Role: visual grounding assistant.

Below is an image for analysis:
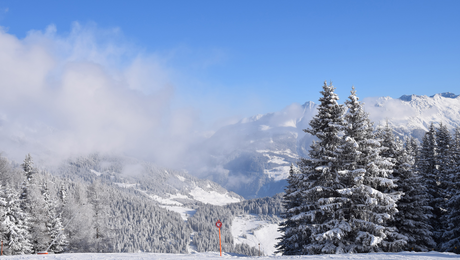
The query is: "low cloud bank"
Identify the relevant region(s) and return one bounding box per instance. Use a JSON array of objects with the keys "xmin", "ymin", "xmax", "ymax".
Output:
[{"xmin": 0, "ymin": 23, "xmax": 202, "ymax": 167}]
